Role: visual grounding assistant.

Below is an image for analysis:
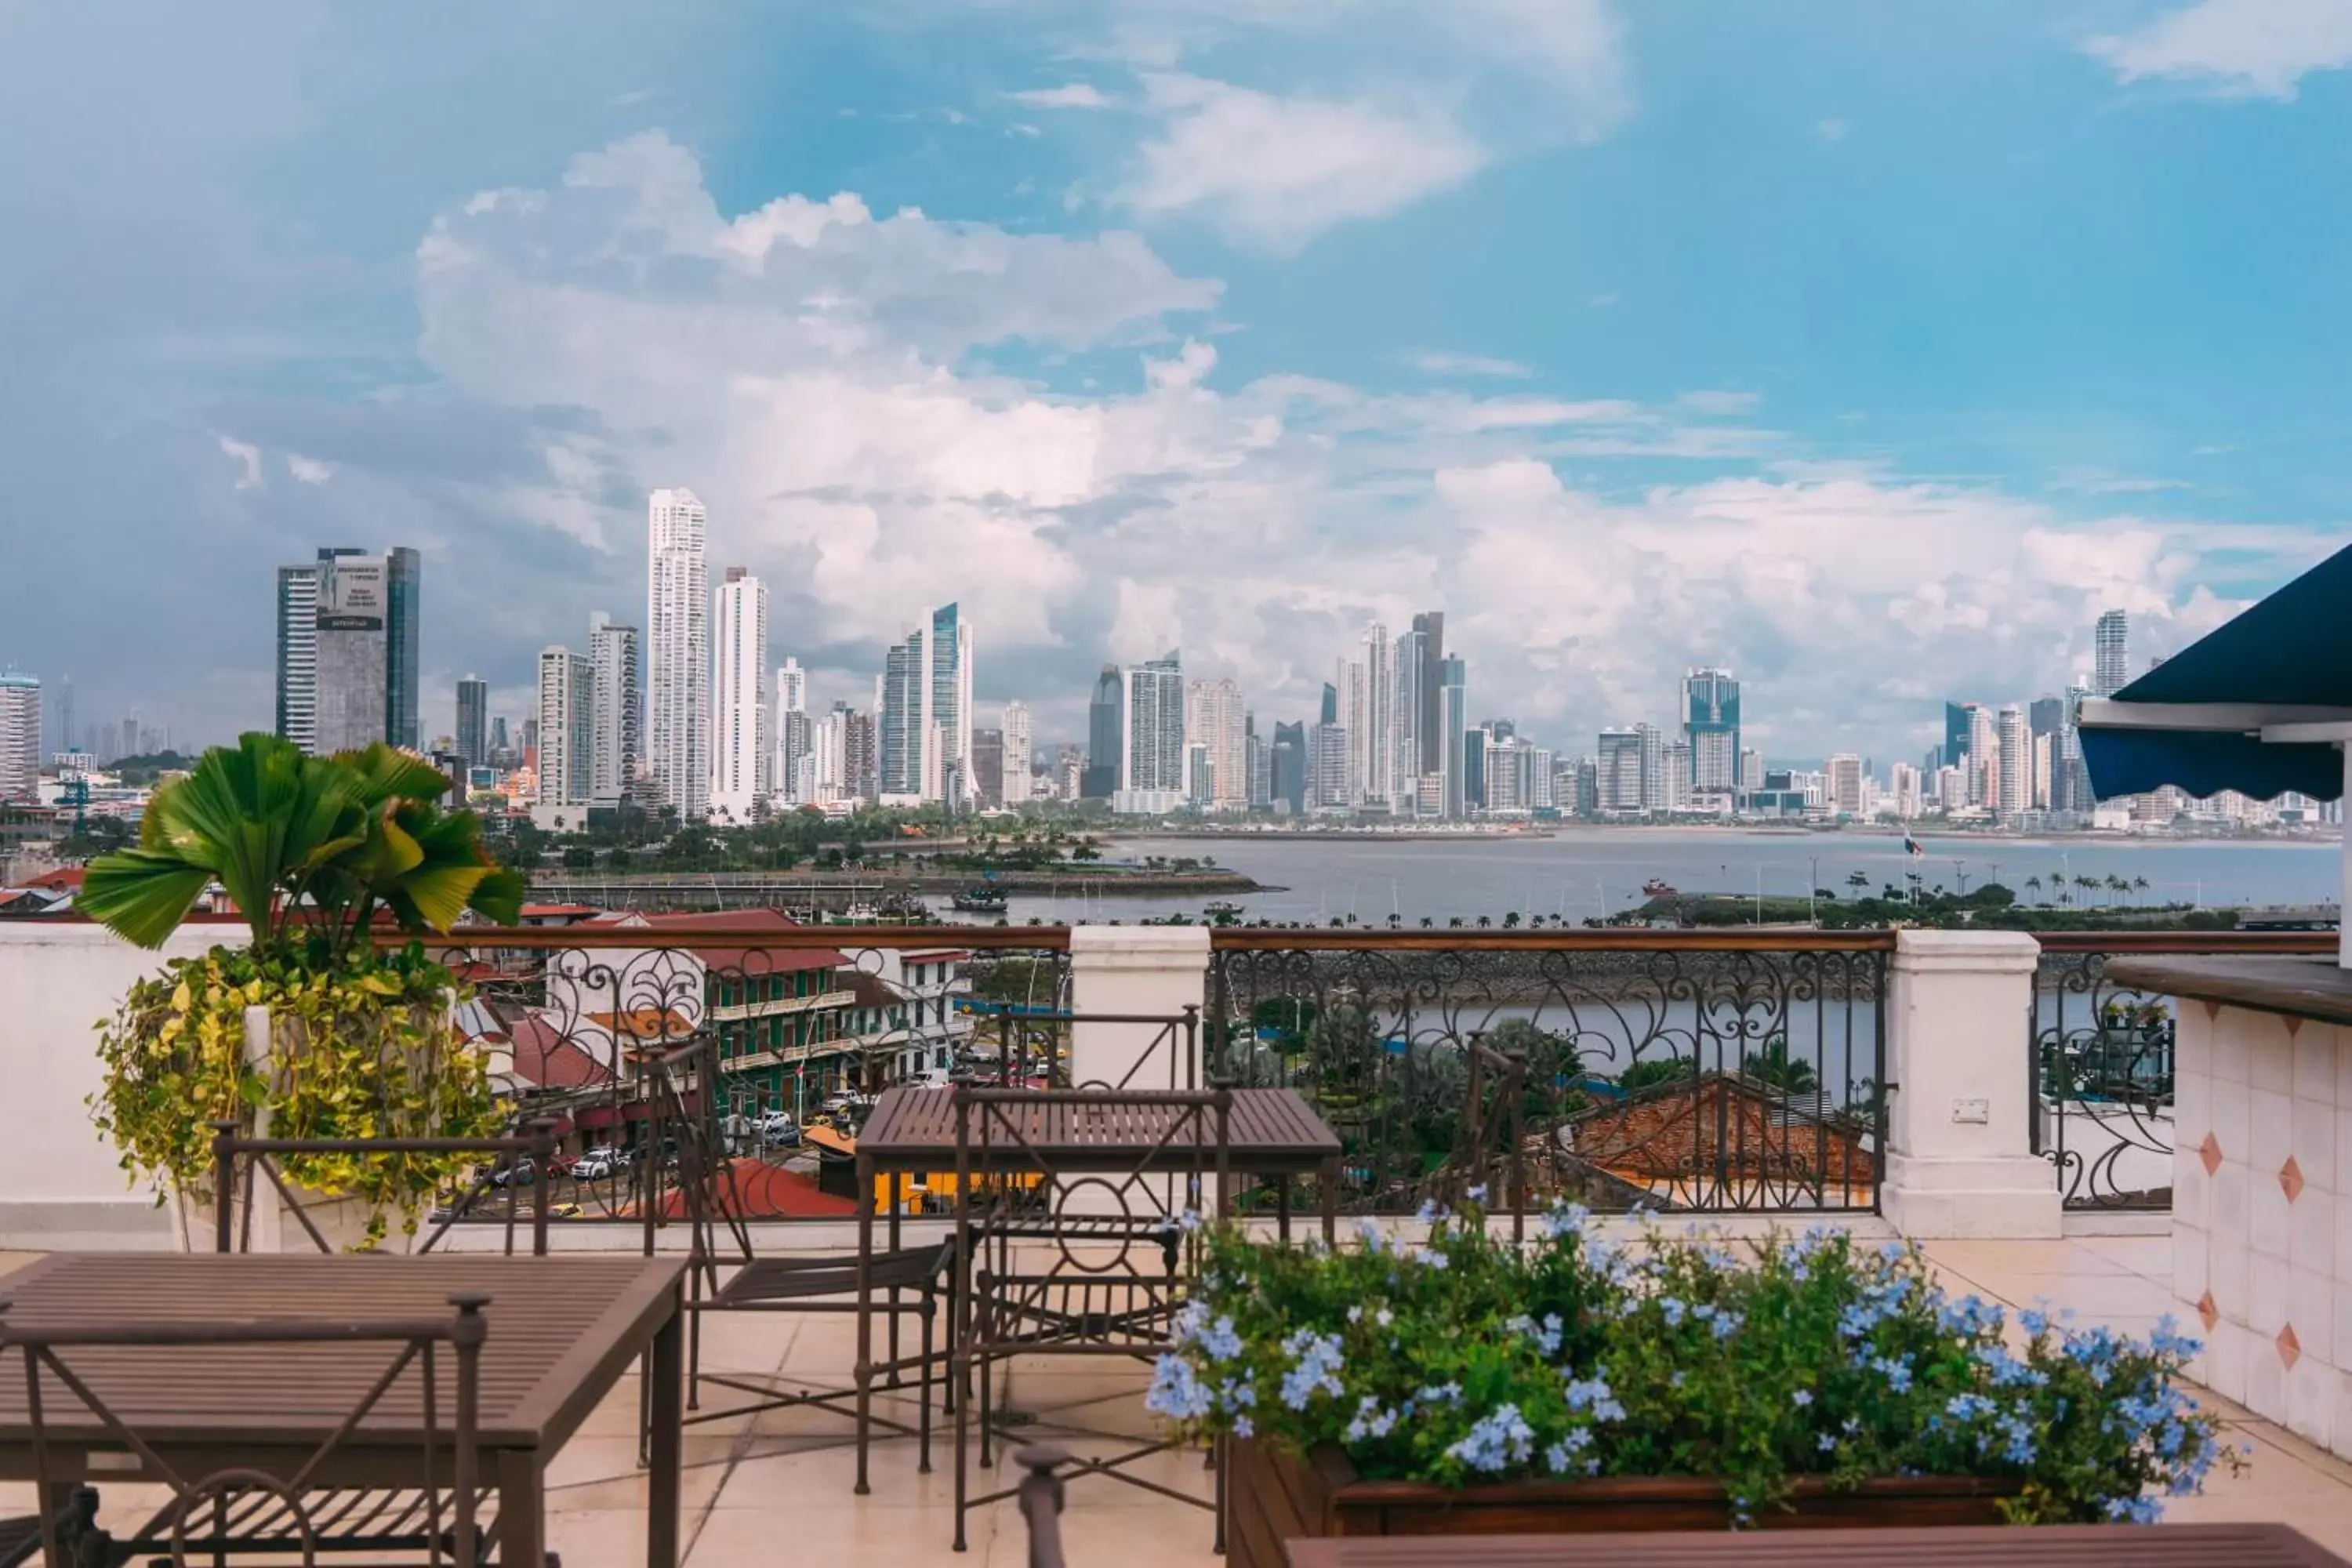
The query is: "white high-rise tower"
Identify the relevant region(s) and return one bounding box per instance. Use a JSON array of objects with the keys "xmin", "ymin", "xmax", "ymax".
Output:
[
  {"xmin": 711, "ymin": 567, "xmax": 769, "ymax": 822},
  {"xmin": 1000, "ymin": 701, "xmax": 1032, "ymax": 804},
  {"xmin": 2093, "ymin": 609, "xmax": 2130, "ymax": 698},
  {"xmin": 647, "ymin": 488, "xmax": 710, "ymax": 819}
]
